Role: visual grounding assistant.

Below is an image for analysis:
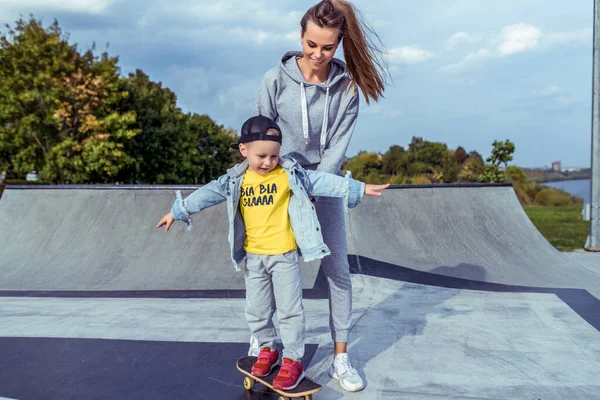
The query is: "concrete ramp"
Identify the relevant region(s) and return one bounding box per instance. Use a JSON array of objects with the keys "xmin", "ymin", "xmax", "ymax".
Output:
[
  {"xmin": 0, "ymin": 186, "xmax": 320, "ymax": 292},
  {"xmin": 0, "ymin": 185, "xmax": 598, "ymax": 295},
  {"xmin": 346, "ymin": 184, "xmax": 600, "ymax": 297},
  {"xmin": 1, "ymin": 184, "xmax": 600, "ymax": 400}
]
